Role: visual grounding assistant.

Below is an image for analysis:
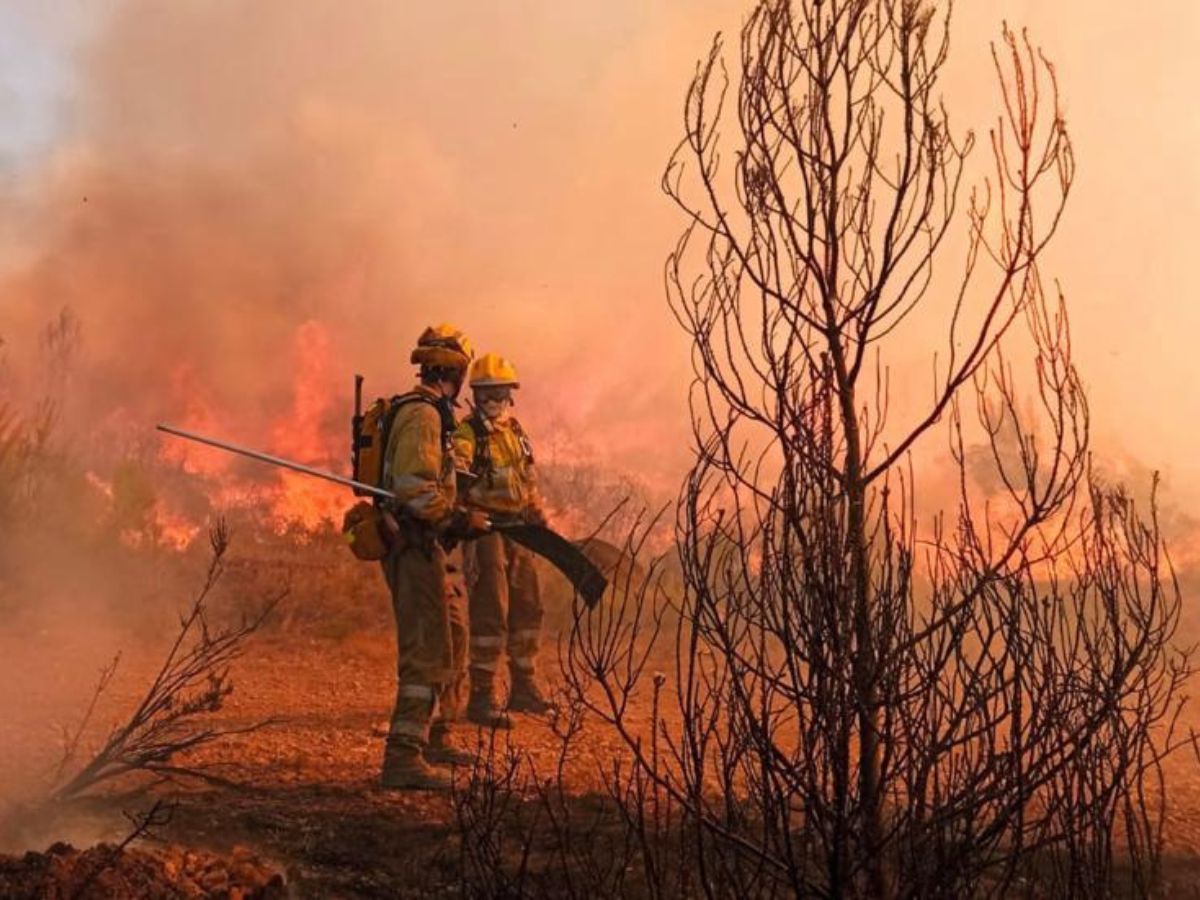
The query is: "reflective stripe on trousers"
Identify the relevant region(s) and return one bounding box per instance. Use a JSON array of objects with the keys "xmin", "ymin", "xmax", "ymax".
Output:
[
  {"xmin": 382, "ymin": 541, "xmax": 467, "ymax": 747},
  {"xmin": 465, "ymin": 532, "xmax": 544, "ymax": 677}
]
